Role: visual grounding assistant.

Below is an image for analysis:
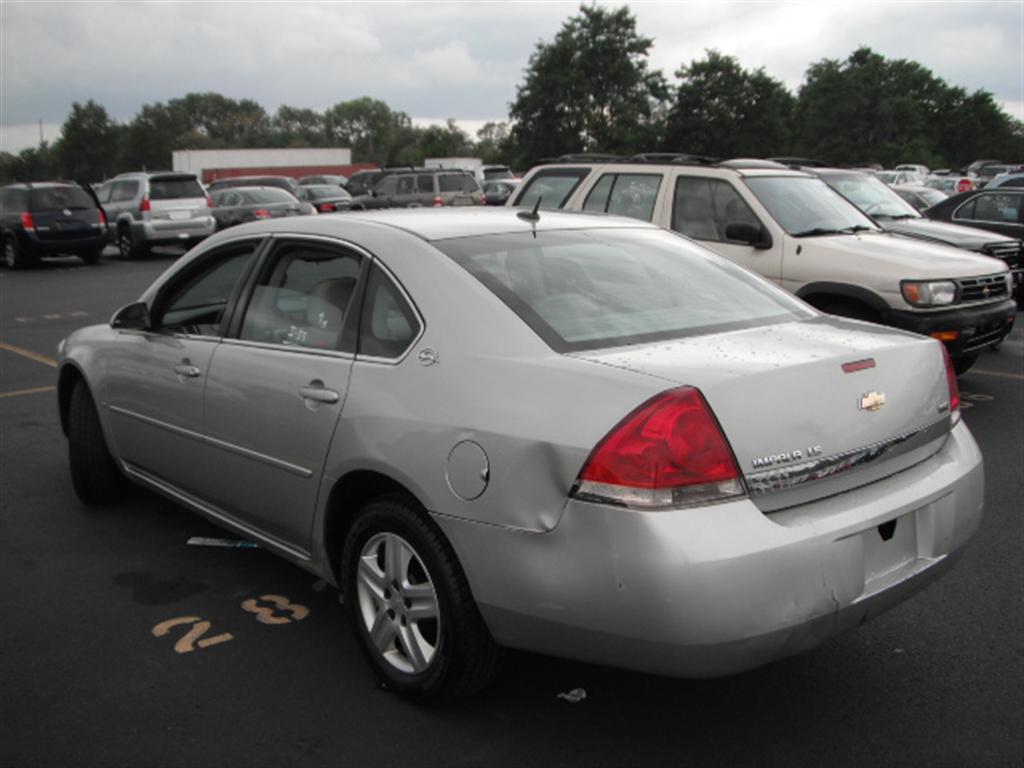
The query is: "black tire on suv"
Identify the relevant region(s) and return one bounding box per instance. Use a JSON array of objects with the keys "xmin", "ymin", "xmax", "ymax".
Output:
[
  {"xmin": 117, "ymin": 226, "xmax": 148, "ymax": 260},
  {"xmin": 4, "ymin": 235, "xmax": 36, "ymax": 270}
]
